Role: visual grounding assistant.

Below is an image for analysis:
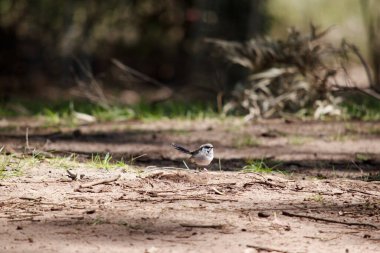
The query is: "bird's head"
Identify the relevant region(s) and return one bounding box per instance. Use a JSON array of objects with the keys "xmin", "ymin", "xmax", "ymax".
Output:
[{"xmin": 200, "ymin": 143, "xmax": 214, "ymax": 154}]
